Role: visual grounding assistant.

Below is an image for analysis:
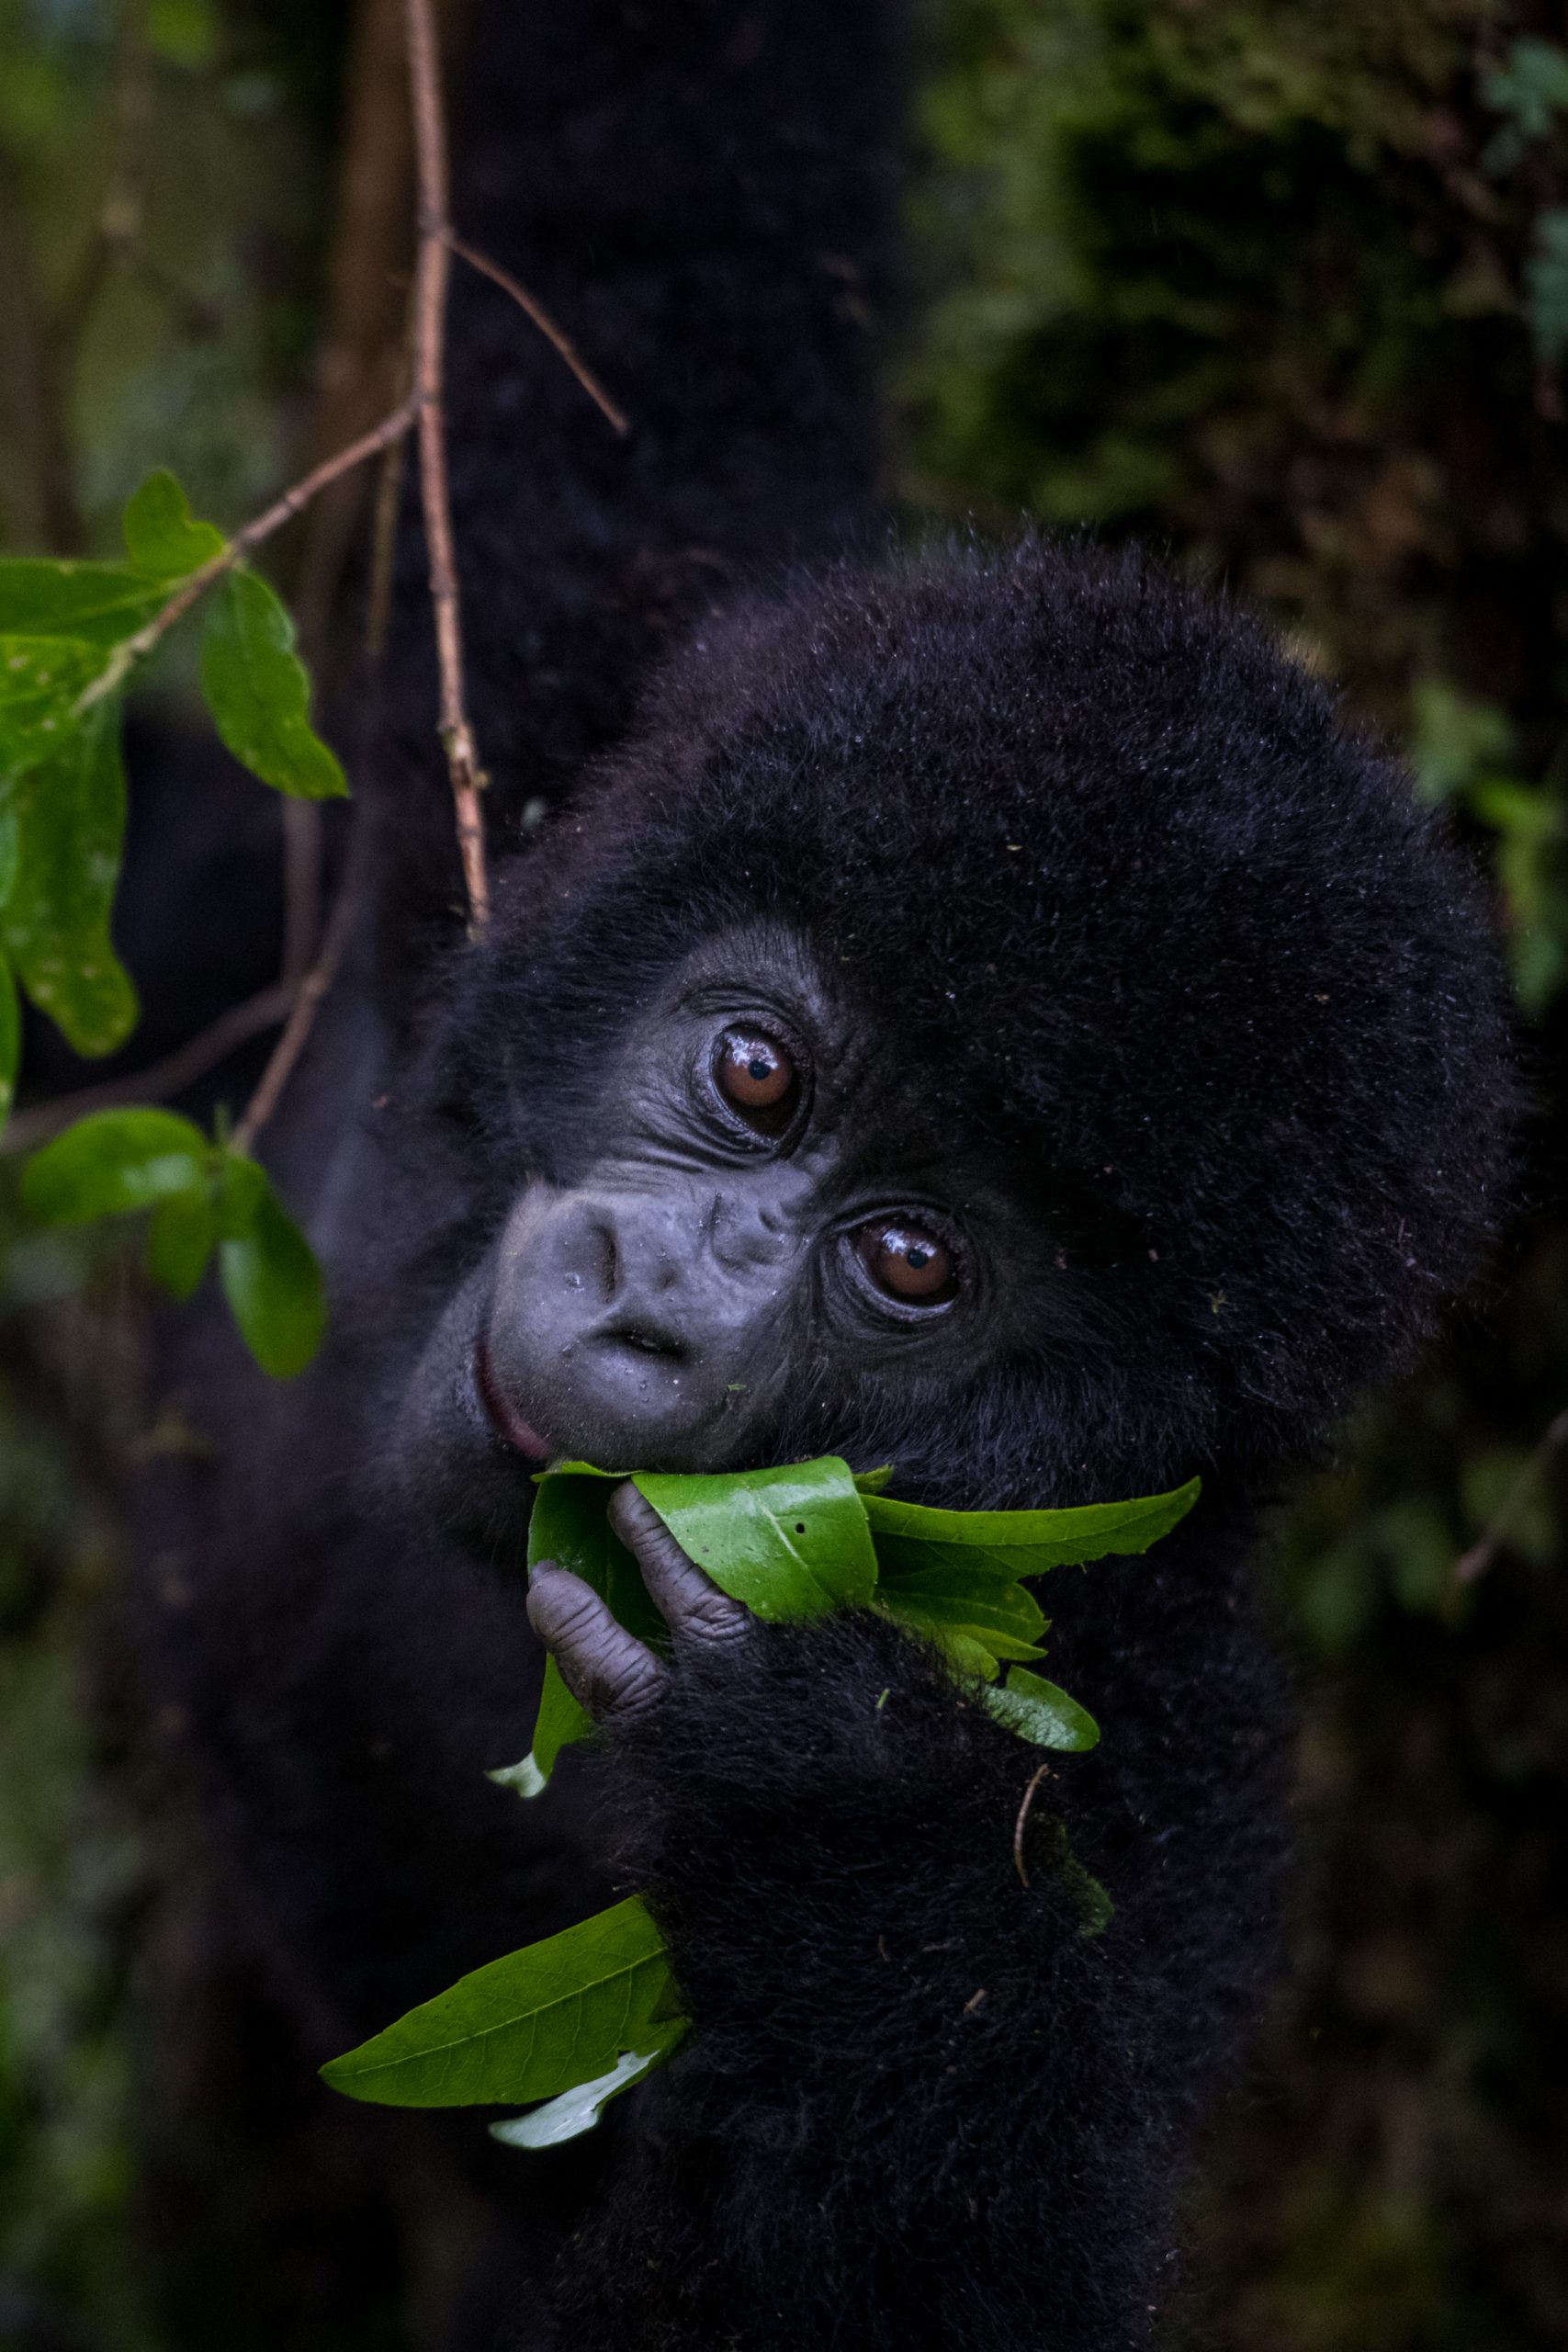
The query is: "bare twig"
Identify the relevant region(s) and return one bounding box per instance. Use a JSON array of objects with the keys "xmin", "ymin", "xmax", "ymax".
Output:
[
  {"xmin": 1454, "ymin": 1406, "xmax": 1568, "ymax": 1583},
  {"xmin": 2, "ymin": 985, "xmax": 297, "ymax": 1156},
  {"xmin": 1012, "ymin": 1762, "xmax": 1053, "ymax": 1889},
  {"xmin": 280, "ymin": 801, "xmax": 323, "ymax": 986},
  {"xmin": 404, "ymin": 0, "xmax": 490, "ymax": 932},
  {"xmin": 231, "ymin": 868, "xmax": 361, "ymax": 1157},
  {"xmin": 79, "ymin": 392, "xmax": 423, "ymax": 708},
  {"xmin": 447, "ymin": 234, "xmax": 628, "ymax": 435}
]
